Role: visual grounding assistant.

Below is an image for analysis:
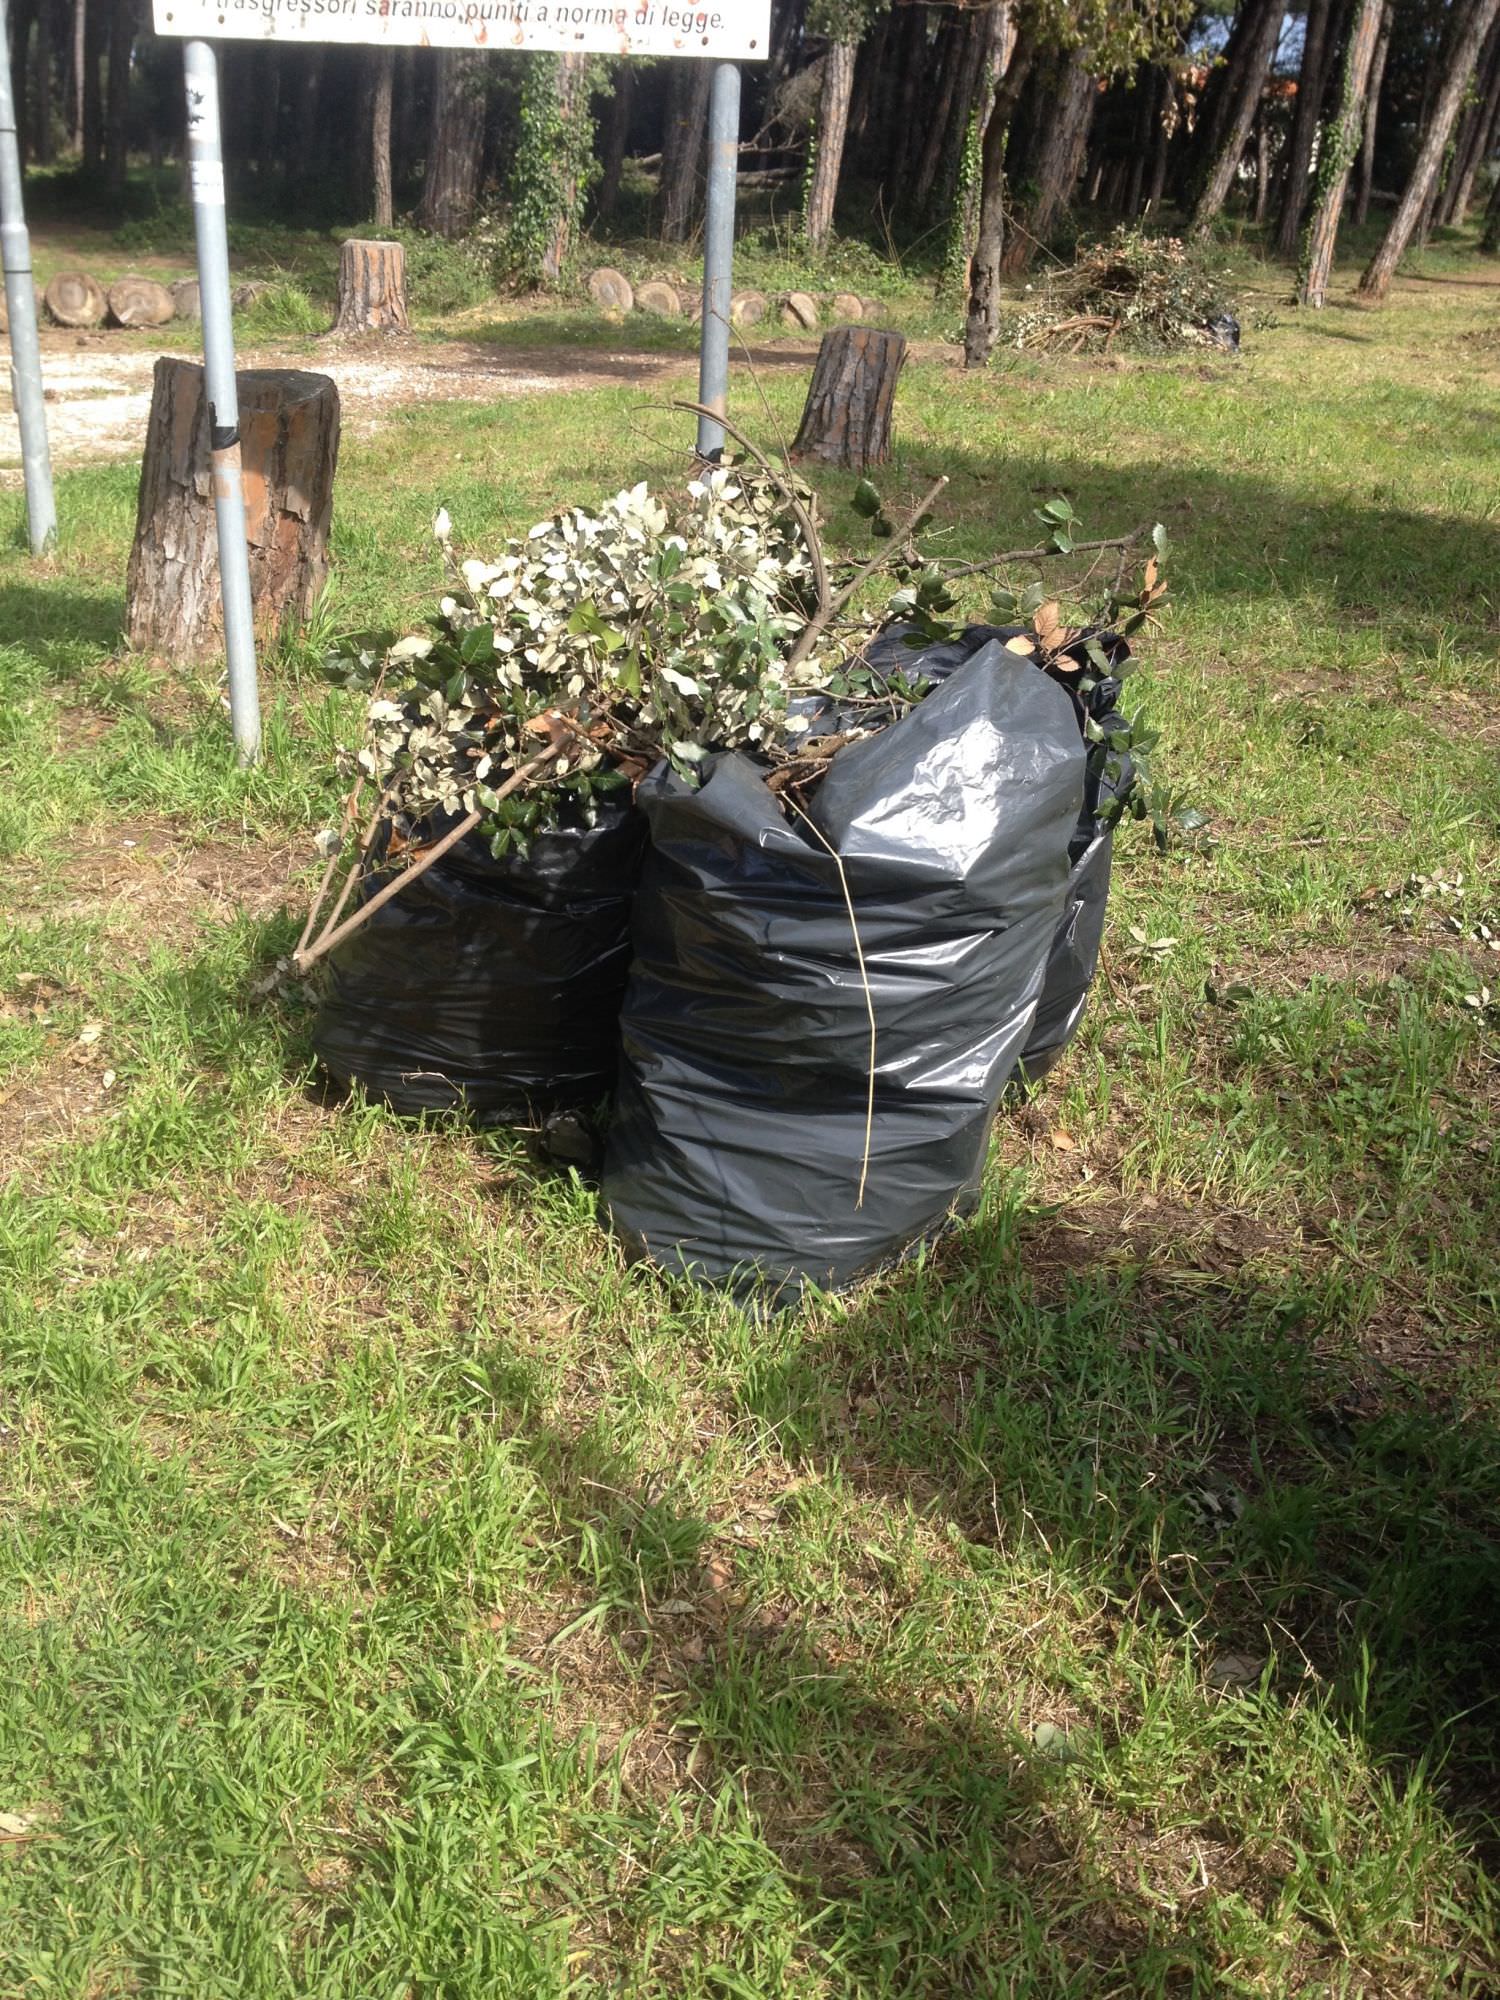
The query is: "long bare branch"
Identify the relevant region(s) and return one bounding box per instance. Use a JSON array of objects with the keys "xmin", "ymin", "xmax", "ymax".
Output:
[{"xmin": 788, "ymin": 474, "xmax": 949, "ymax": 670}]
